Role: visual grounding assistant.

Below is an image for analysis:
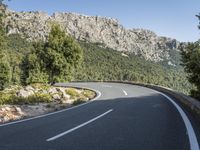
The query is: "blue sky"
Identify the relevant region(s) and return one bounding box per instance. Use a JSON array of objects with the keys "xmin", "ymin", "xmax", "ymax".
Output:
[{"xmin": 4, "ymin": 0, "xmax": 200, "ymax": 42}]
